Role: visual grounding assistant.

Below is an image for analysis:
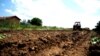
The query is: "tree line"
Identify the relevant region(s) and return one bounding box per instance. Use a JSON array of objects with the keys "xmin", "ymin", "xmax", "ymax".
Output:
[
  {"xmin": 93, "ymin": 21, "xmax": 100, "ymax": 34},
  {"xmin": 21, "ymin": 17, "xmax": 42, "ymax": 26}
]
